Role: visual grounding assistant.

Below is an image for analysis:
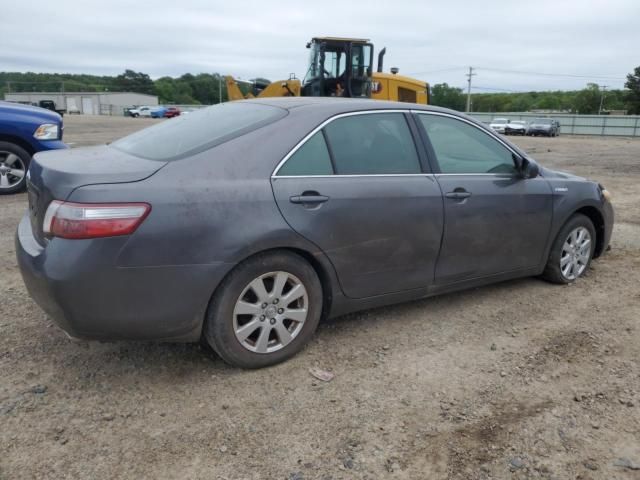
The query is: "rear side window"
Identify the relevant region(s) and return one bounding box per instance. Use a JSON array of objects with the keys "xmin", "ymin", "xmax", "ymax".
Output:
[
  {"xmin": 112, "ymin": 102, "xmax": 287, "ymax": 161},
  {"xmin": 277, "ymin": 132, "xmax": 333, "ymax": 176},
  {"xmin": 324, "ymin": 113, "xmax": 421, "ymax": 174}
]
